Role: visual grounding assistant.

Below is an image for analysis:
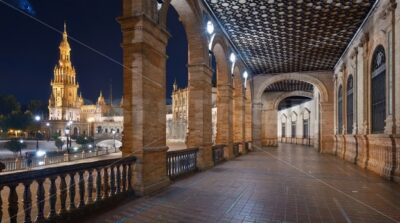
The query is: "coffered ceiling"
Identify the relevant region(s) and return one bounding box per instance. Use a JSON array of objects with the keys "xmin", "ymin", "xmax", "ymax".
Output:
[
  {"xmin": 264, "ymin": 80, "xmax": 313, "ymax": 92},
  {"xmin": 204, "ymin": 0, "xmax": 376, "ymax": 75}
]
